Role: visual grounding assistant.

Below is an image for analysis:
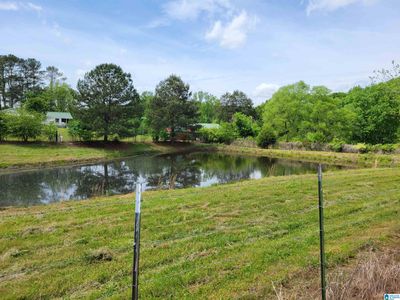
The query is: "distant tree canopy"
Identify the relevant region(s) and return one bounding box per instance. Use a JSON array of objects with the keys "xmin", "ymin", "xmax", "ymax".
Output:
[
  {"xmin": 148, "ymin": 74, "xmax": 198, "ymax": 141},
  {"xmin": 192, "ymin": 91, "xmax": 221, "ymax": 123},
  {"xmin": 262, "ymin": 77, "xmax": 400, "ymax": 144},
  {"xmin": 24, "ymin": 83, "xmax": 76, "ymax": 114},
  {"xmin": 0, "ymin": 54, "xmax": 44, "ymax": 109},
  {"xmin": 75, "ymin": 63, "xmax": 140, "ymax": 141},
  {"xmin": 219, "ymin": 90, "xmax": 254, "ymax": 122},
  {"xmin": 263, "ymin": 82, "xmax": 355, "ymax": 143}
]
